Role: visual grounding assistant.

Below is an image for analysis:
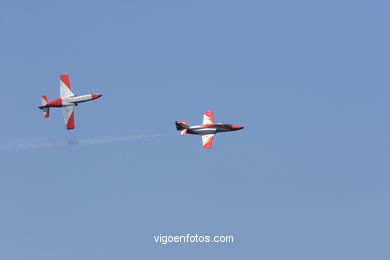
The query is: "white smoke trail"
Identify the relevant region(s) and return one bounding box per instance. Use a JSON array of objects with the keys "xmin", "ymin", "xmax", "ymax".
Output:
[{"xmin": 0, "ymin": 133, "xmax": 175, "ymax": 151}]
